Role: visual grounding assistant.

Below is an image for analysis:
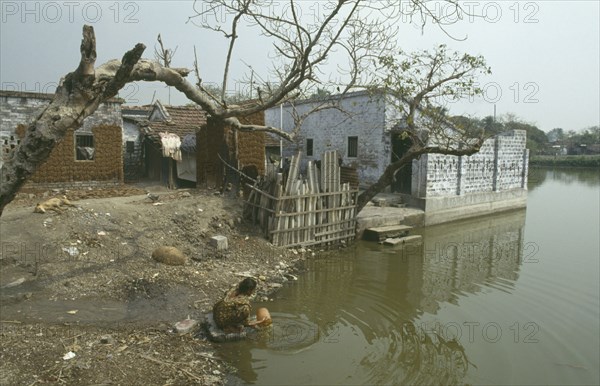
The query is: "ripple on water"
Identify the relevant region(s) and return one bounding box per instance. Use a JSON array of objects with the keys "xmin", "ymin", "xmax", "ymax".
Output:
[{"xmin": 248, "ymin": 312, "xmax": 321, "ymax": 352}]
